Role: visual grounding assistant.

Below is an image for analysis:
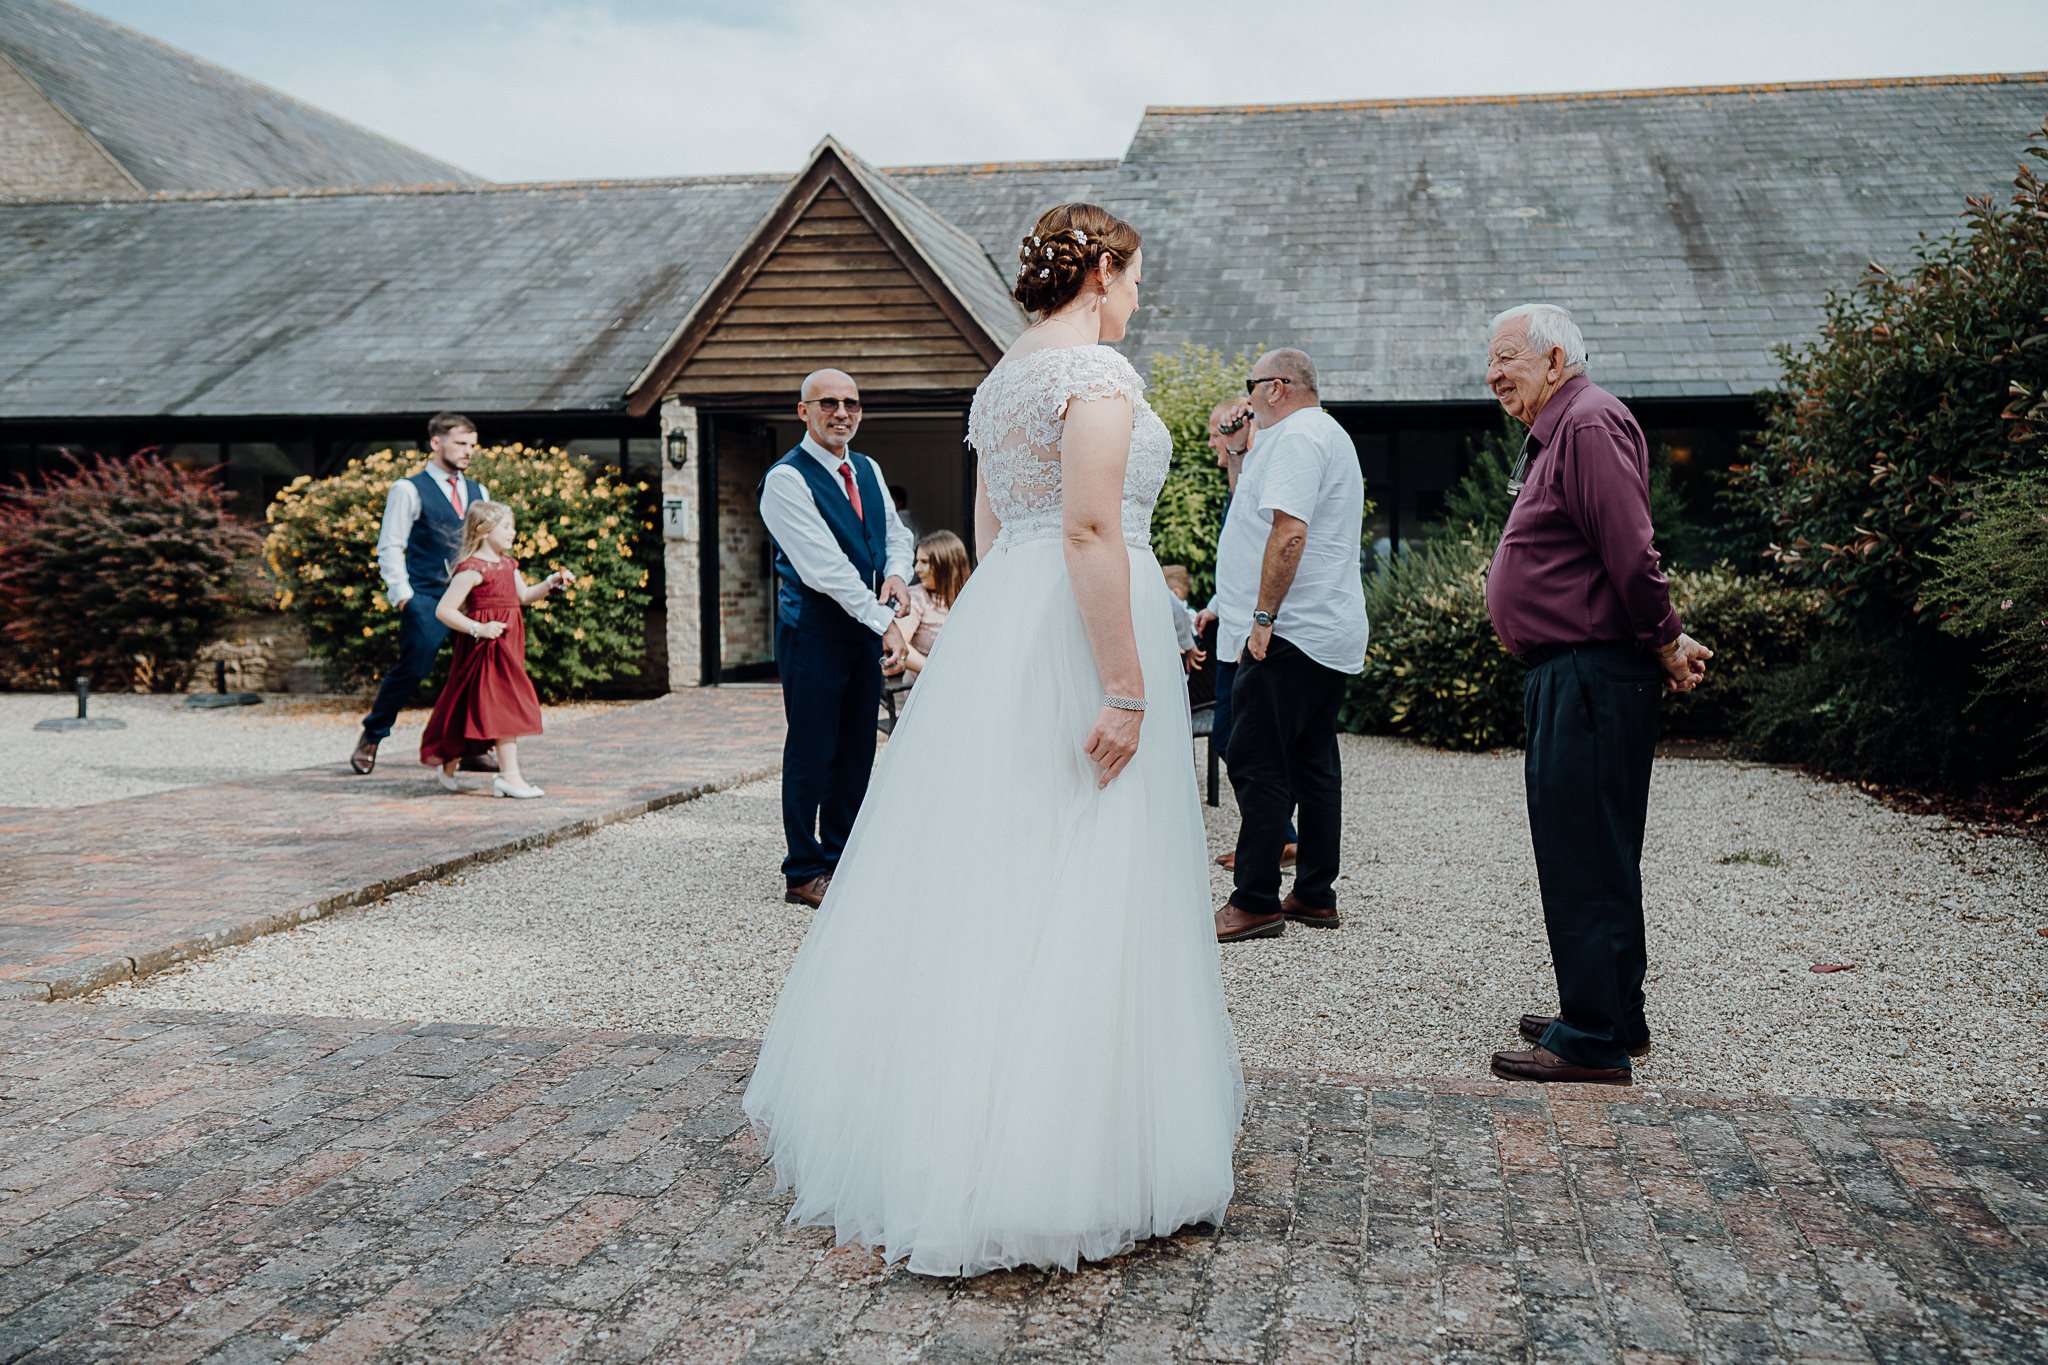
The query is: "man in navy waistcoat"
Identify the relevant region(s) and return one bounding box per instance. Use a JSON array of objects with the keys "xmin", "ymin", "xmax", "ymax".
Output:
[
  {"xmin": 758, "ymin": 369, "xmax": 913, "ymax": 909},
  {"xmin": 349, "ymin": 411, "xmax": 498, "ymax": 775}
]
